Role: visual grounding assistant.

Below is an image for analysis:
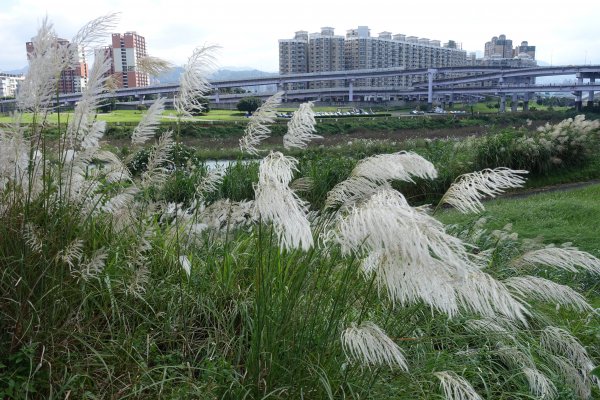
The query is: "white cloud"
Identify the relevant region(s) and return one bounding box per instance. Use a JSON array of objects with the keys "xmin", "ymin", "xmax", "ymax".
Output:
[{"xmin": 1, "ymin": 0, "xmax": 599, "ymax": 72}]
